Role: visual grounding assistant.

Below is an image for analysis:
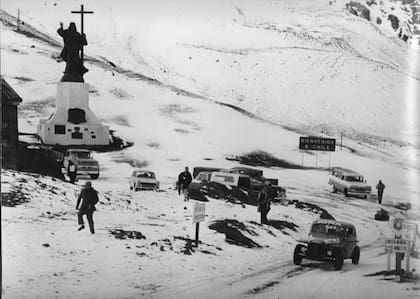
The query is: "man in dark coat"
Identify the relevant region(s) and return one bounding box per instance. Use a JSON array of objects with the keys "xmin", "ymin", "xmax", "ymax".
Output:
[
  {"xmin": 57, "ymin": 22, "xmax": 88, "ymax": 78},
  {"xmin": 376, "ymin": 180, "xmax": 385, "ymax": 204},
  {"xmin": 76, "ymin": 181, "xmax": 99, "ymax": 234},
  {"xmin": 177, "ymin": 167, "xmax": 192, "ymax": 201},
  {"xmin": 258, "ymin": 181, "xmax": 272, "ymax": 224},
  {"xmin": 68, "ymin": 160, "xmax": 77, "ymax": 184}
]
